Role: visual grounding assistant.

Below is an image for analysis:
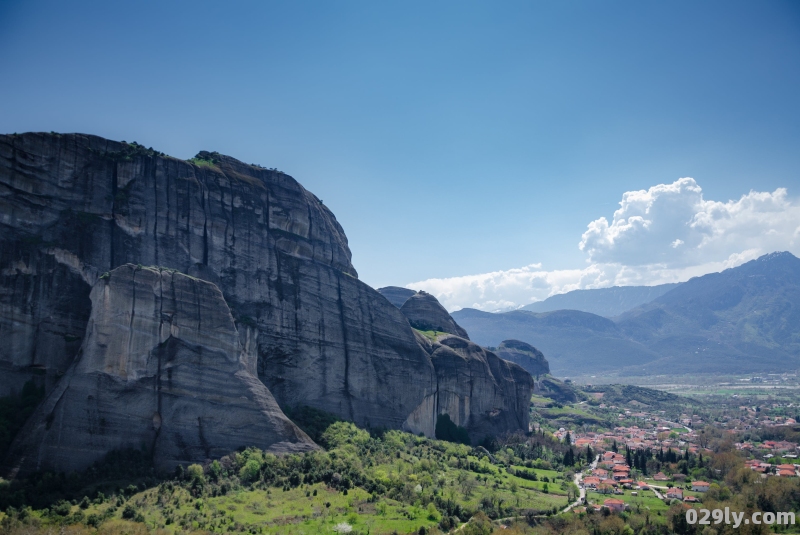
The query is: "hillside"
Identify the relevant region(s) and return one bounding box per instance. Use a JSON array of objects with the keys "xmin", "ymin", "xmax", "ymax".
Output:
[
  {"xmin": 616, "ymin": 251, "xmax": 800, "ymax": 374},
  {"xmin": 455, "ymin": 252, "xmax": 800, "ymax": 376},
  {"xmin": 522, "ymin": 283, "xmax": 680, "ymax": 317},
  {"xmin": 452, "ymin": 308, "xmax": 661, "ymax": 376}
]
